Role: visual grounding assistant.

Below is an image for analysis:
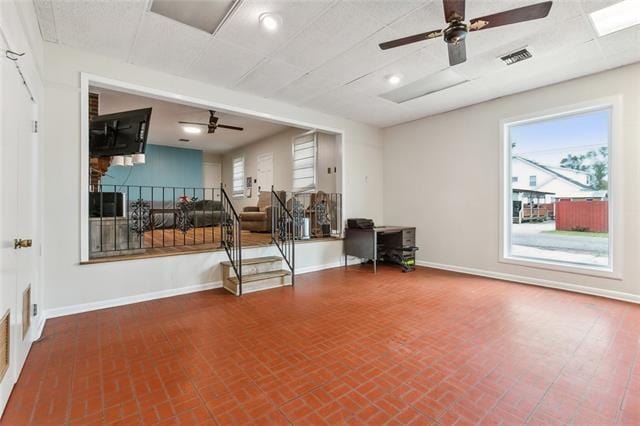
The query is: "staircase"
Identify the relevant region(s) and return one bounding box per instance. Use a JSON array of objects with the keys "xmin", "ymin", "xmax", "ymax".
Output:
[
  {"xmin": 221, "ymin": 256, "xmax": 291, "ymax": 295},
  {"xmin": 219, "ymin": 187, "xmax": 295, "ymax": 297}
]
